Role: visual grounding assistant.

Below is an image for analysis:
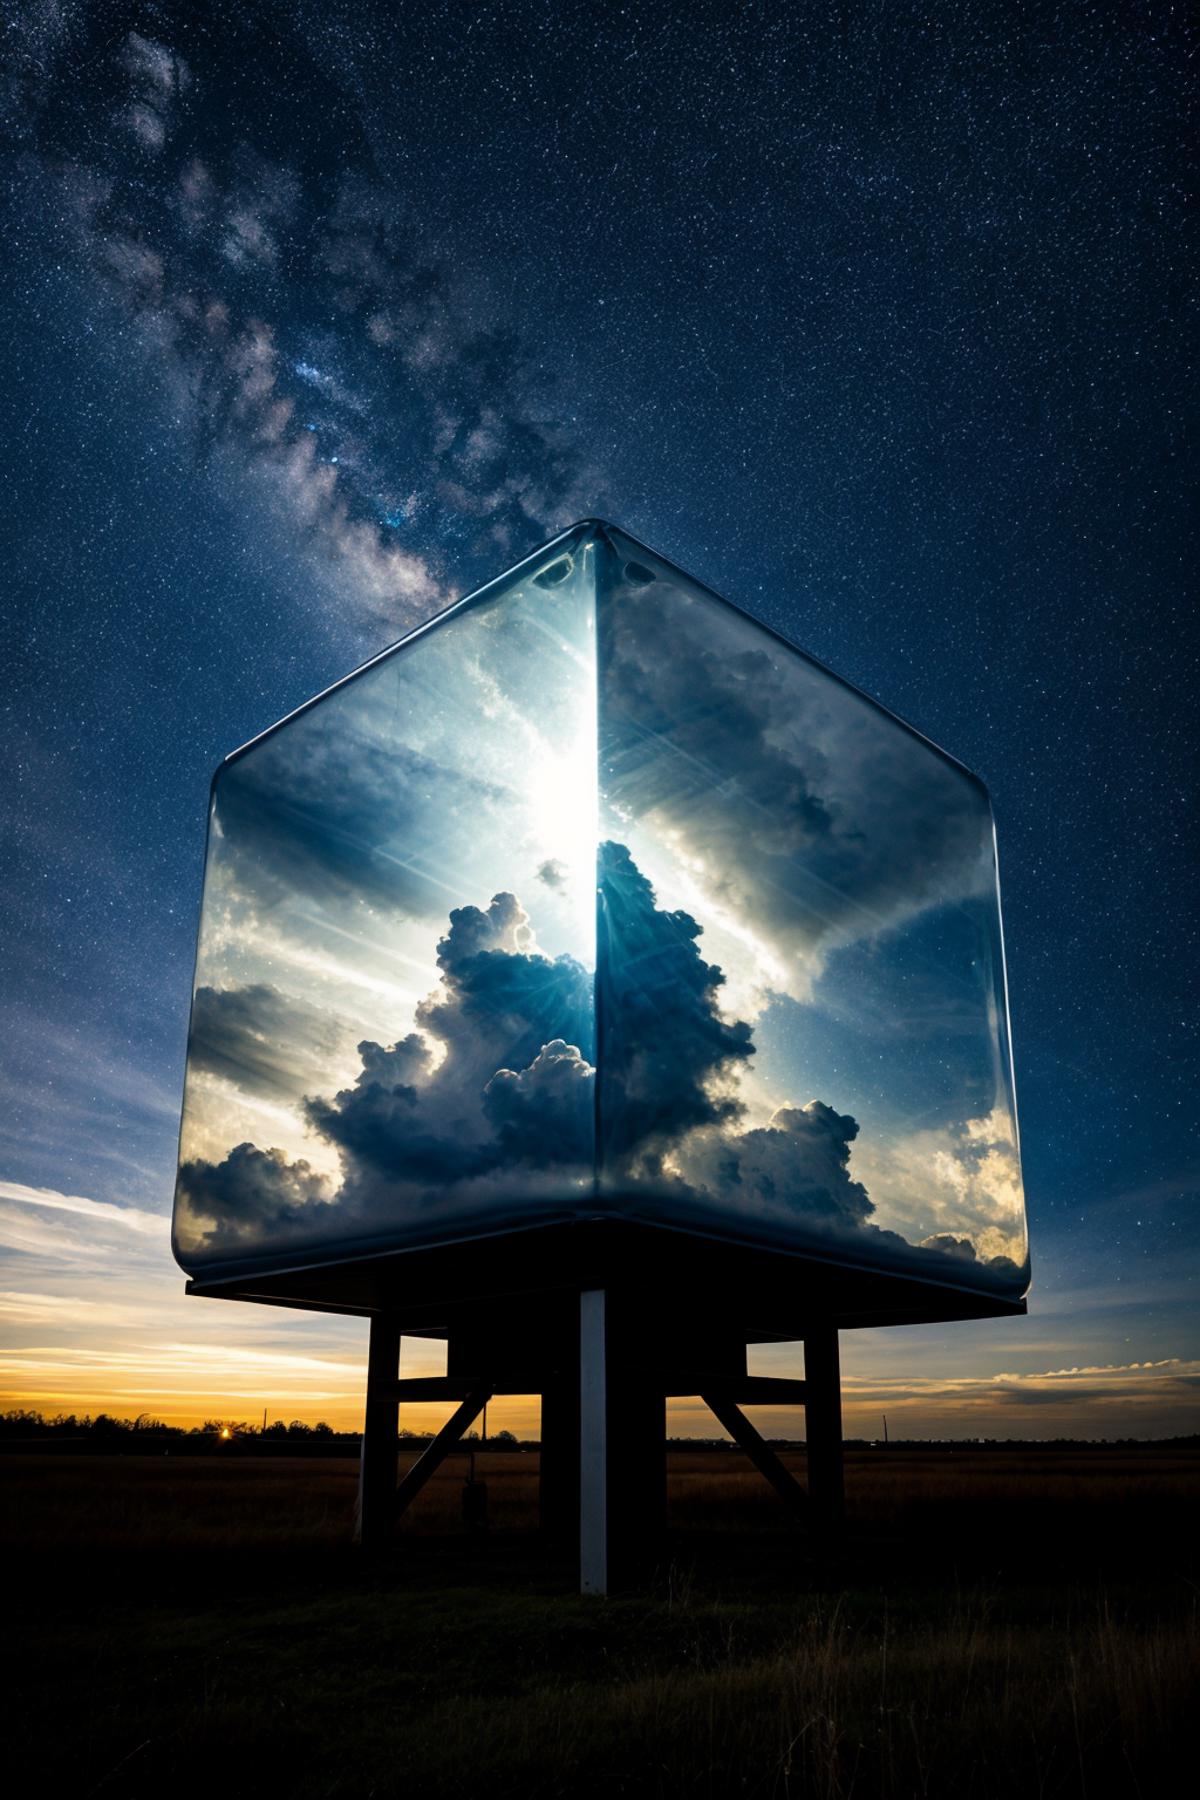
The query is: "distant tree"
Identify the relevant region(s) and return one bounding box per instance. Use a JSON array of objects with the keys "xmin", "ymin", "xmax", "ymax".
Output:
[
  {"xmin": 494, "ymin": 1429, "xmax": 518, "ymax": 1444},
  {"xmin": 0, "ymin": 1409, "xmax": 46, "ymax": 1436},
  {"xmin": 312, "ymin": 1421, "xmax": 333, "ymax": 1436}
]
